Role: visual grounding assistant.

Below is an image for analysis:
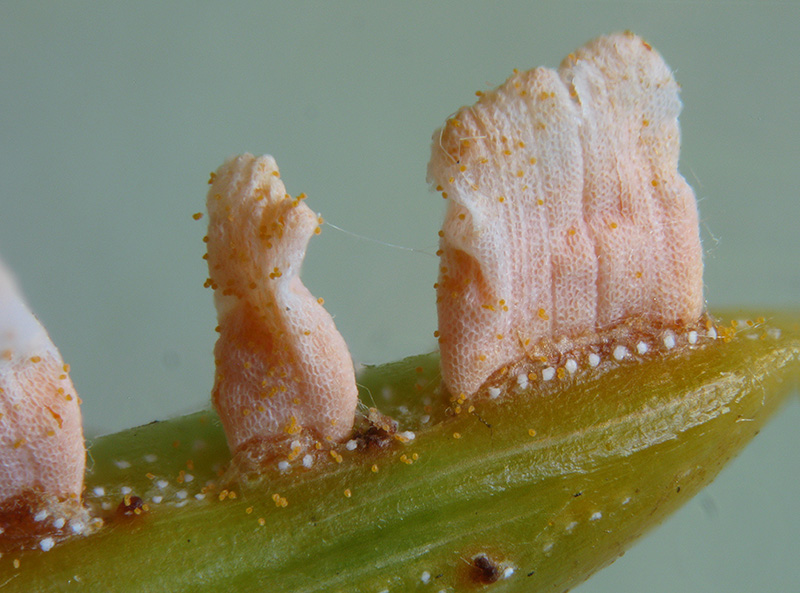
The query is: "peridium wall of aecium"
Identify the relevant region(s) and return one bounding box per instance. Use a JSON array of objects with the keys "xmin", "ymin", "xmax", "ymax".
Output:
[
  {"xmin": 0, "ymin": 259, "xmax": 95, "ymax": 549},
  {"xmin": 204, "ymin": 154, "xmax": 360, "ymax": 464},
  {"xmin": 429, "ymin": 32, "xmax": 707, "ymax": 402}
]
